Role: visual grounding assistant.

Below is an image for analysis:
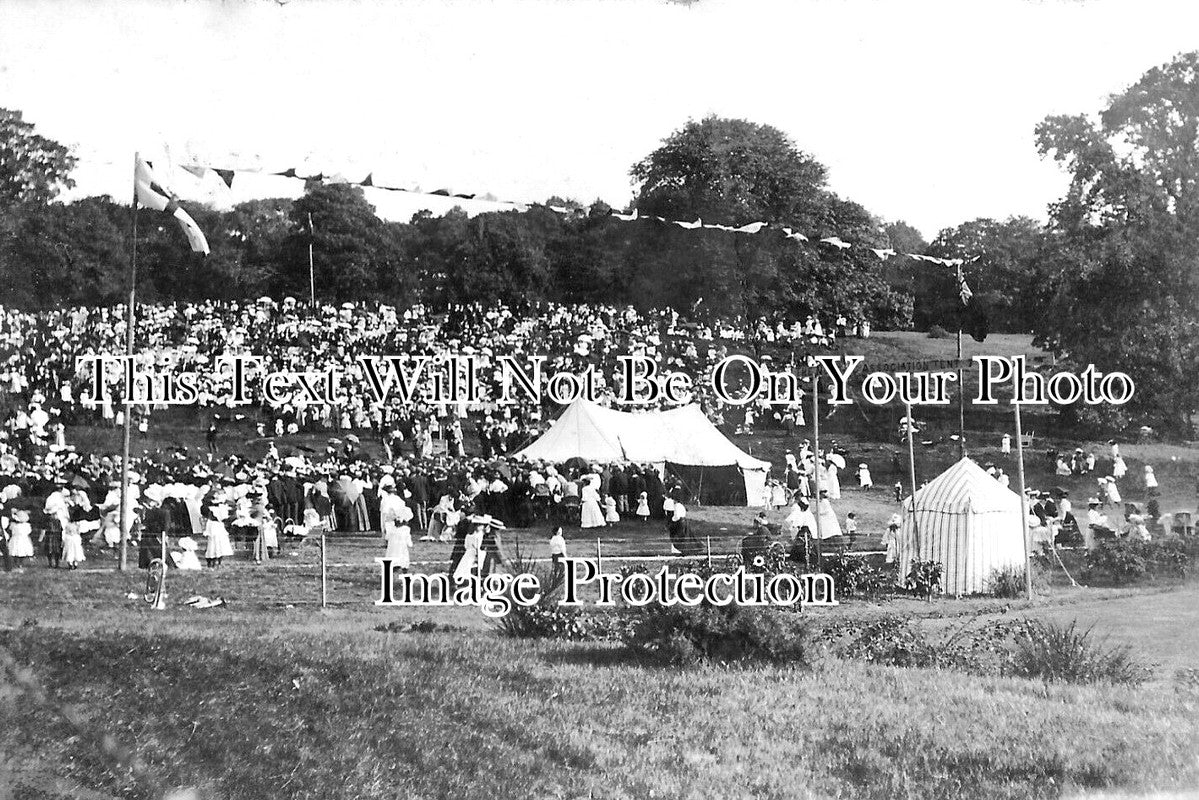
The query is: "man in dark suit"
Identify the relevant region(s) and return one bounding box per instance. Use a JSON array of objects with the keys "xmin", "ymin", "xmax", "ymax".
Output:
[
  {"xmin": 644, "ymin": 468, "xmax": 665, "ymax": 519},
  {"xmin": 610, "ymin": 466, "xmax": 629, "ymax": 514}
]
